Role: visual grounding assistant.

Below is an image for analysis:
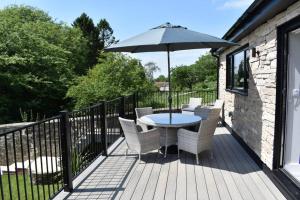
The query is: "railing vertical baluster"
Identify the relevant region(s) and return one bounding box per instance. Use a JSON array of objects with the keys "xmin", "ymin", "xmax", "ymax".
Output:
[
  {"xmin": 119, "ymin": 96, "xmax": 125, "ymax": 136},
  {"xmin": 52, "ymin": 120, "xmax": 59, "ymax": 192},
  {"xmin": 57, "ymin": 119, "xmax": 64, "ymax": 189},
  {"xmin": 90, "ymin": 106, "xmax": 95, "ymax": 157},
  {"xmin": 48, "ymin": 120, "xmax": 55, "ymax": 194},
  {"xmin": 12, "ymin": 132, "xmax": 21, "ymax": 200},
  {"xmin": 19, "ymin": 130, "xmax": 28, "ymax": 200},
  {"xmin": 32, "ymin": 125, "xmax": 41, "ymax": 200},
  {"xmin": 133, "ymin": 93, "xmax": 137, "ymax": 120},
  {"xmin": 0, "ymin": 168, "xmax": 4, "ymax": 200},
  {"xmin": 60, "ymin": 111, "xmax": 73, "ymax": 192},
  {"xmin": 37, "ymin": 124, "xmax": 46, "ymax": 200},
  {"xmin": 100, "ymin": 101, "xmax": 108, "ymax": 156},
  {"xmin": 25, "ymin": 127, "xmax": 35, "ymax": 200},
  {"xmin": 4, "ymin": 135, "xmax": 13, "ymax": 200},
  {"xmin": 42, "ymin": 122, "xmax": 50, "ymax": 199},
  {"xmin": 176, "ymin": 91, "xmax": 179, "ymax": 111}
]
